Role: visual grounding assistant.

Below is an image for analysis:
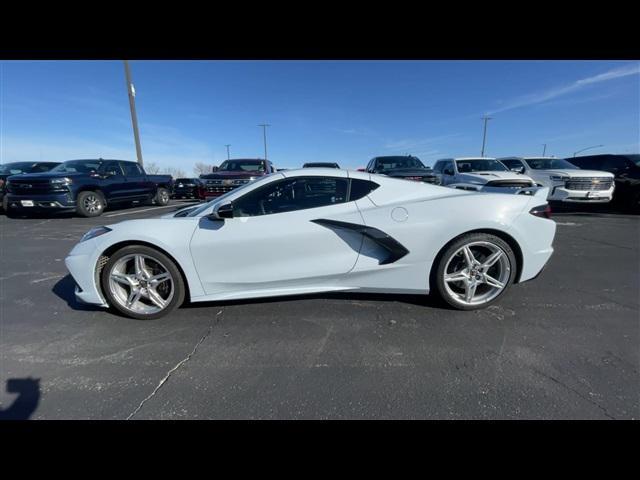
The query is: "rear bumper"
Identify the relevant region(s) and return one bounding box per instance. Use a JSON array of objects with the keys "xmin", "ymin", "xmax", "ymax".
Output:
[{"xmin": 4, "ymin": 193, "xmax": 76, "ymax": 211}]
